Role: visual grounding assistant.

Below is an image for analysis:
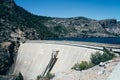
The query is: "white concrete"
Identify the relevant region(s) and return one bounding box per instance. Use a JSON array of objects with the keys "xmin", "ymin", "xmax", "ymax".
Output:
[
  {"xmin": 14, "ymin": 42, "xmax": 100, "ymax": 80},
  {"xmin": 107, "ymin": 62, "xmax": 120, "ymax": 80}
]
